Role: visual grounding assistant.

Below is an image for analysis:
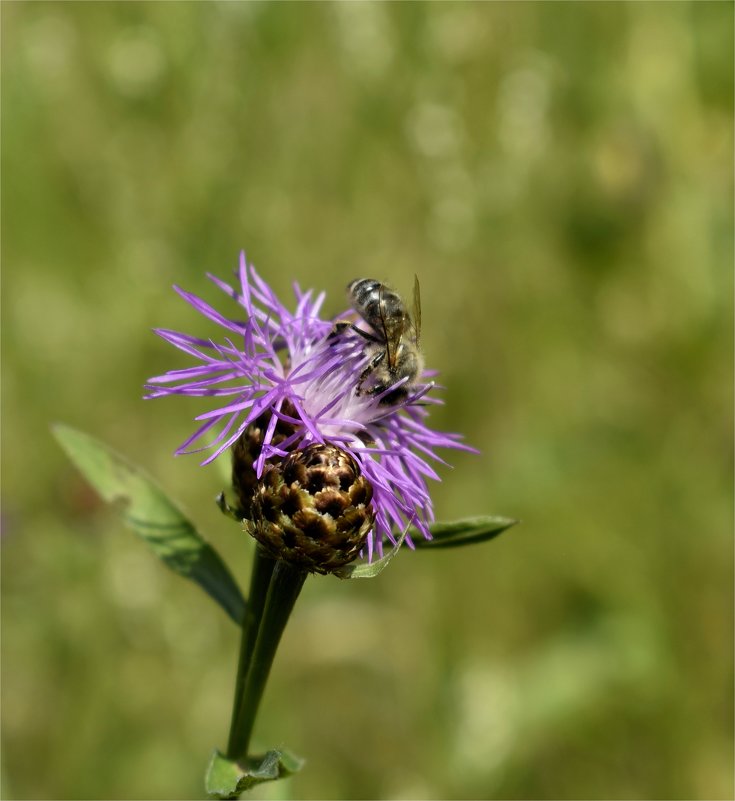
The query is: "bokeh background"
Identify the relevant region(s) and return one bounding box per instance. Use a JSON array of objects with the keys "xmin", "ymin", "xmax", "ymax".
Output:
[{"xmin": 2, "ymin": 3, "xmax": 732, "ymax": 799}]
